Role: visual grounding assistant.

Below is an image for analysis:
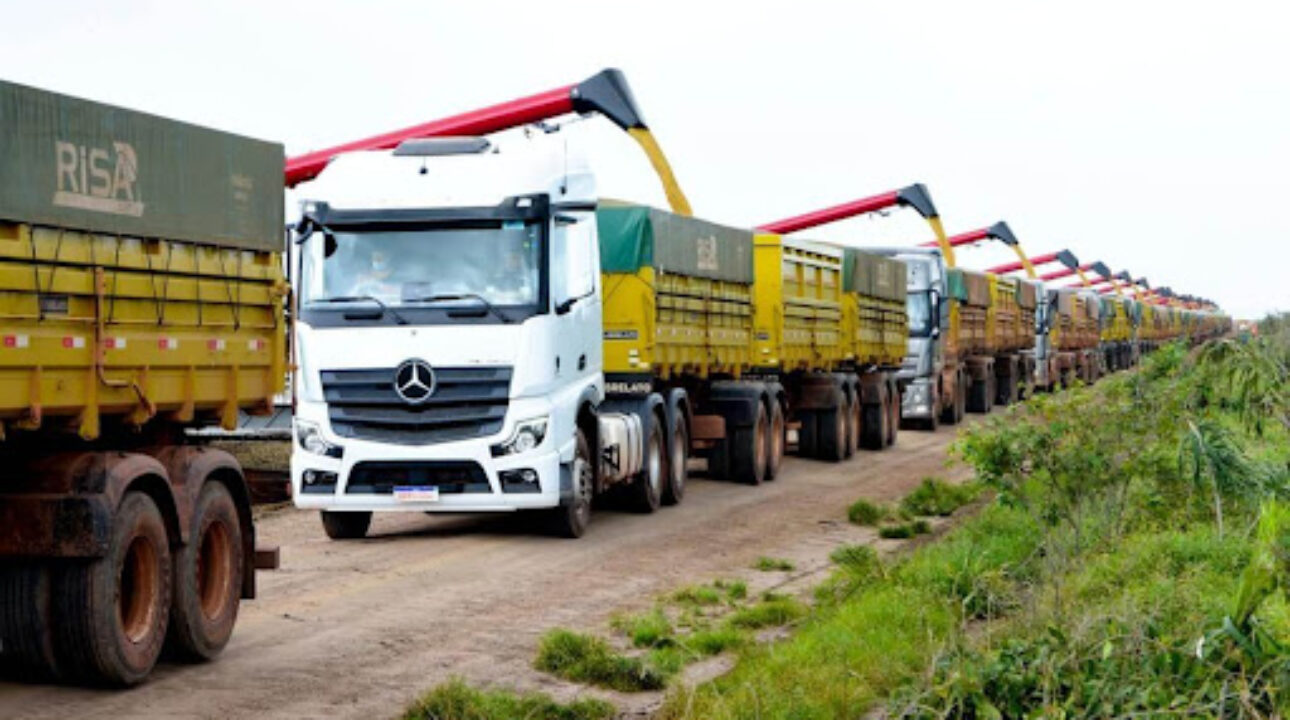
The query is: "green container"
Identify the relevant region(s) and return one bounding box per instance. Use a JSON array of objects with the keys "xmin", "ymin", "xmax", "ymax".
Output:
[
  {"xmin": 0, "ymin": 79, "xmax": 283, "ymax": 252},
  {"xmin": 596, "ymin": 202, "xmax": 753, "ymax": 283},
  {"xmin": 842, "ymin": 248, "xmax": 906, "ymax": 302}
]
